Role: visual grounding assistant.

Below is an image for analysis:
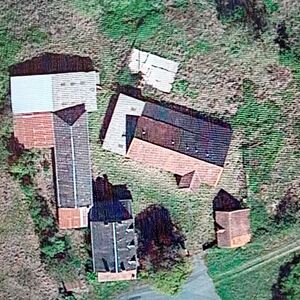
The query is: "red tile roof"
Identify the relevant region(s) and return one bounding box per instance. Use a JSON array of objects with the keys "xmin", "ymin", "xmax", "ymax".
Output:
[
  {"xmin": 126, "ymin": 138, "xmax": 223, "ymax": 188},
  {"xmin": 58, "ymin": 207, "xmax": 88, "ymax": 229},
  {"xmin": 215, "ymin": 209, "xmax": 251, "ymax": 248},
  {"xmin": 97, "ymin": 270, "xmax": 137, "ymax": 282},
  {"xmin": 13, "ymin": 112, "xmax": 54, "ymax": 149}
]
